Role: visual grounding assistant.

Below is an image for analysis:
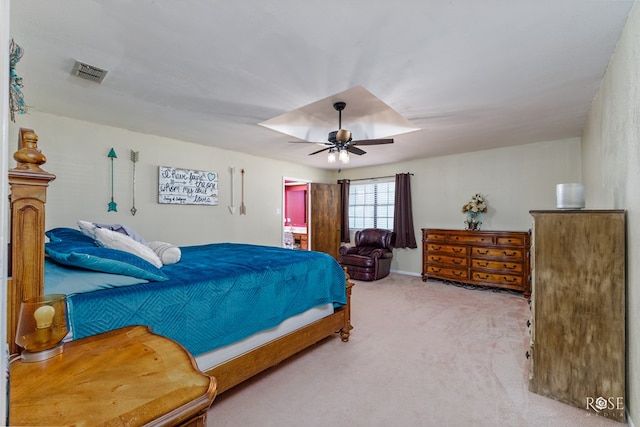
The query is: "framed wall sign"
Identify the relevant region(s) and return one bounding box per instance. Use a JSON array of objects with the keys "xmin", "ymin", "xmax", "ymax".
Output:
[{"xmin": 158, "ymin": 166, "xmax": 218, "ymax": 205}]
